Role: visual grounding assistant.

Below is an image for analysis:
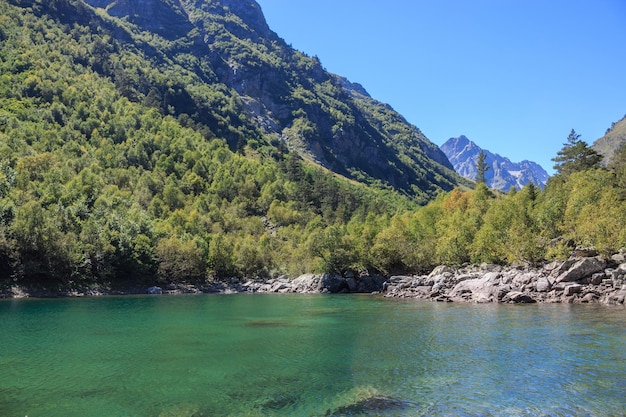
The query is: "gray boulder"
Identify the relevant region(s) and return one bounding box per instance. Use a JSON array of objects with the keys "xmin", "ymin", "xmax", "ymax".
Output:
[
  {"xmin": 357, "ymin": 274, "xmax": 386, "ymax": 292},
  {"xmin": 320, "ymin": 274, "xmax": 347, "ymax": 293},
  {"xmin": 291, "ymin": 274, "xmax": 321, "ymax": 293},
  {"xmin": 502, "ymin": 291, "xmax": 536, "ymax": 303},
  {"xmin": 556, "ymin": 257, "xmax": 607, "ymax": 283},
  {"xmin": 564, "ymin": 284, "xmax": 583, "ymax": 296},
  {"xmin": 535, "ymin": 276, "xmax": 552, "ymax": 292},
  {"xmin": 429, "ymin": 265, "xmax": 455, "ymax": 277},
  {"xmin": 448, "ymin": 272, "xmax": 502, "ymax": 303},
  {"xmin": 146, "ymin": 286, "xmax": 162, "ymax": 294}
]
